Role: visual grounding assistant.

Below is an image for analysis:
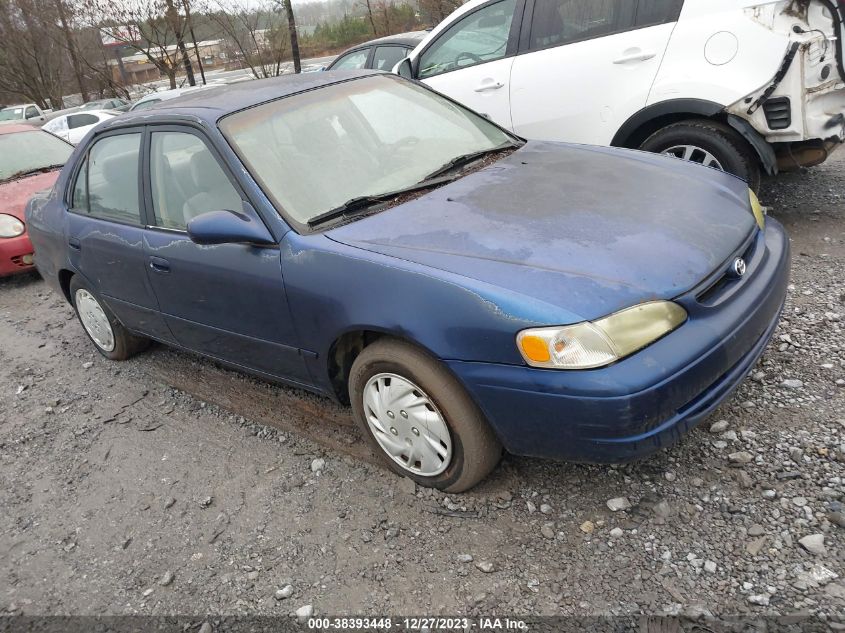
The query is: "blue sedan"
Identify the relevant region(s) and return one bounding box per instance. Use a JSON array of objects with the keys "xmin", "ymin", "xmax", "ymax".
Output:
[{"xmin": 26, "ymin": 71, "xmax": 790, "ymax": 492}]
